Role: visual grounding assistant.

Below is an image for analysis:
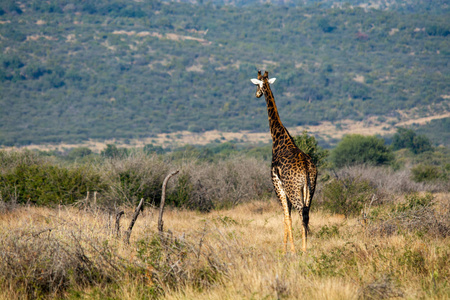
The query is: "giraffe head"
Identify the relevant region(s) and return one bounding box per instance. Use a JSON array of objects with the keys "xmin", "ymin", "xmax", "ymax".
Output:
[{"xmin": 250, "ymin": 70, "xmax": 276, "ymax": 98}]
